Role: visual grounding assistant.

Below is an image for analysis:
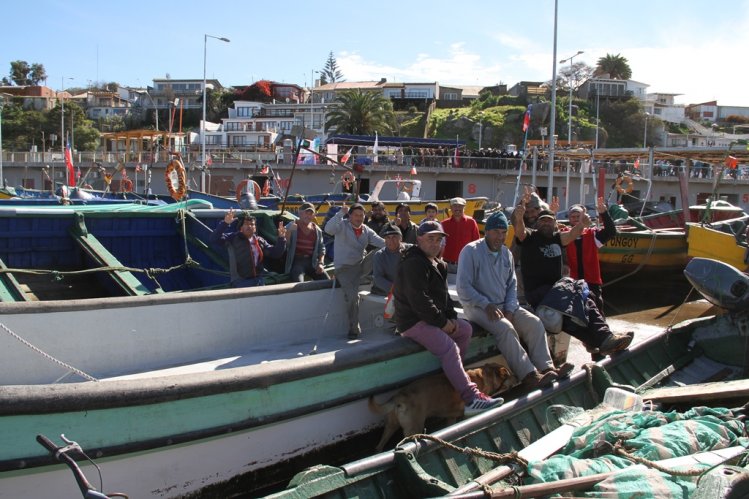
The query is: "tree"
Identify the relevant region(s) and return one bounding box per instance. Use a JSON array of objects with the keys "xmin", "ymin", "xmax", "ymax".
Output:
[
  {"xmin": 9, "ymin": 60, "xmax": 31, "ymax": 85},
  {"xmin": 594, "ymin": 53, "xmax": 632, "ymax": 80},
  {"xmin": 29, "ymin": 63, "xmax": 47, "ymax": 85},
  {"xmin": 324, "ymin": 89, "xmax": 394, "ymax": 135},
  {"xmin": 556, "ymin": 61, "xmax": 595, "ymax": 92},
  {"xmin": 320, "ymin": 51, "xmax": 344, "ymax": 85}
]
